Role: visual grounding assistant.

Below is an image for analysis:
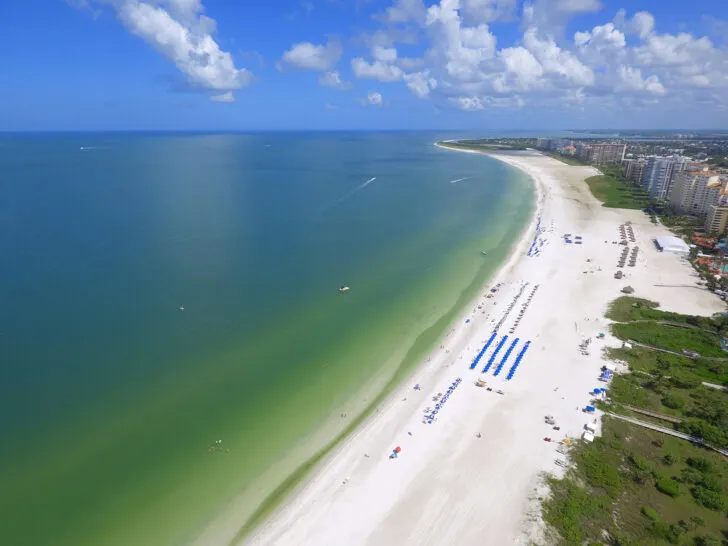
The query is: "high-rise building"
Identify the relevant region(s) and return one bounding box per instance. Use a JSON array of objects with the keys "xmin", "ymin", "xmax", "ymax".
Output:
[
  {"xmin": 641, "ymin": 155, "xmax": 690, "ymax": 201},
  {"xmin": 705, "ymin": 204, "xmax": 728, "ymax": 234},
  {"xmin": 669, "ymin": 166, "xmax": 724, "ymax": 216},
  {"xmin": 575, "ymin": 143, "xmax": 626, "ymax": 164},
  {"xmin": 621, "ymin": 158, "xmax": 646, "ymax": 184}
]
